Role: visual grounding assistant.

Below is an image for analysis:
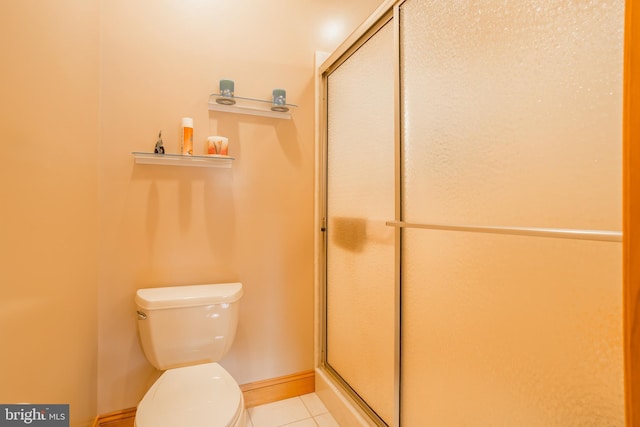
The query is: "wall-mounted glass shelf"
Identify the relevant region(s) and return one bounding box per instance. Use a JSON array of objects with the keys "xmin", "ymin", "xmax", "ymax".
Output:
[
  {"xmin": 132, "ymin": 152, "xmax": 233, "ymax": 168},
  {"xmin": 208, "ymin": 94, "xmax": 297, "ymax": 119}
]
